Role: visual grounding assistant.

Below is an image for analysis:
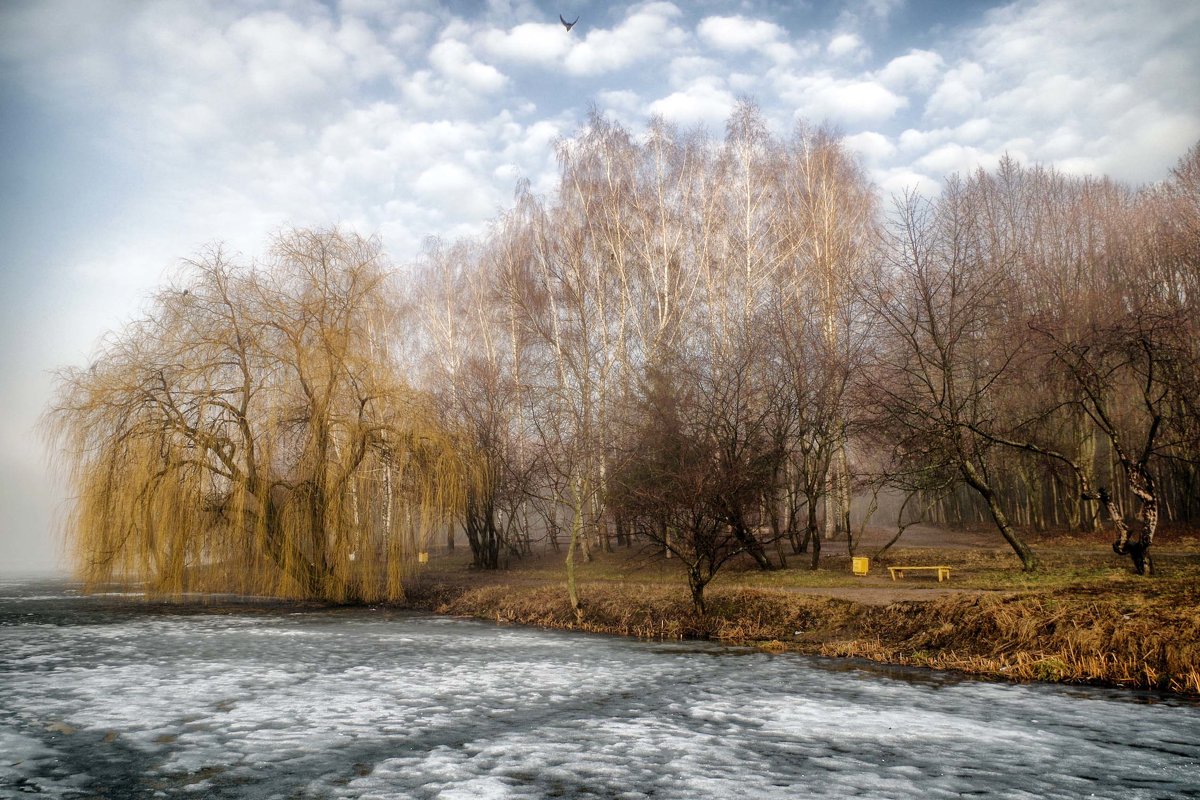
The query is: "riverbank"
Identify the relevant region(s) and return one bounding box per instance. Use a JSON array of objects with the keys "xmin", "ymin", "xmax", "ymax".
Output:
[
  {"xmin": 8, "ymin": 578, "xmax": 1198, "ymax": 798},
  {"xmin": 403, "ymin": 534, "xmax": 1200, "ymax": 696}
]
